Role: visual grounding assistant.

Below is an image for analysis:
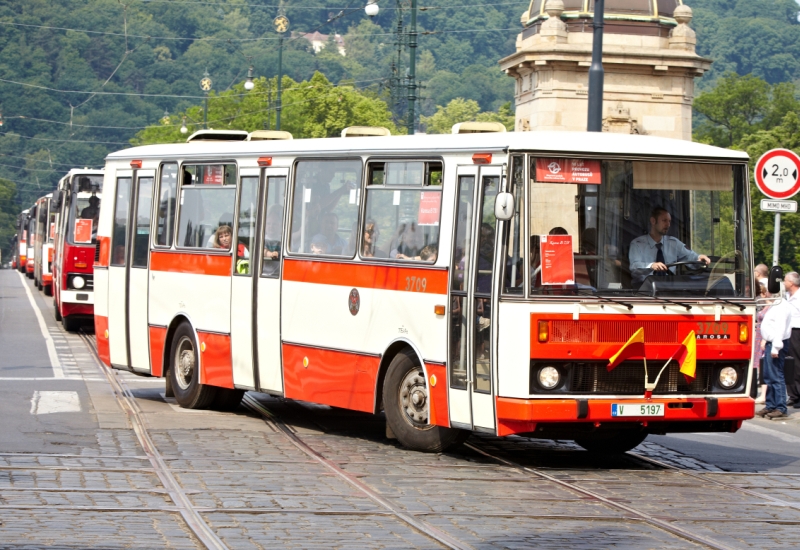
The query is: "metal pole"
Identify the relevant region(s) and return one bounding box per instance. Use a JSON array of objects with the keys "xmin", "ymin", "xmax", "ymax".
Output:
[
  {"xmin": 277, "ymin": 37, "xmax": 283, "ymax": 131},
  {"xmin": 407, "ymin": 0, "xmax": 417, "ymax": 135},
  {"xmin": 587, "ymin": 0, "xmax": 604, "ymax": 132},
  {"xmin": 773, "ymin": 212, "xmax": 781, "ymax": 266},
  {"xmin": 203, "ymin": 92, "xmax": 208, "ymax": 129}
]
